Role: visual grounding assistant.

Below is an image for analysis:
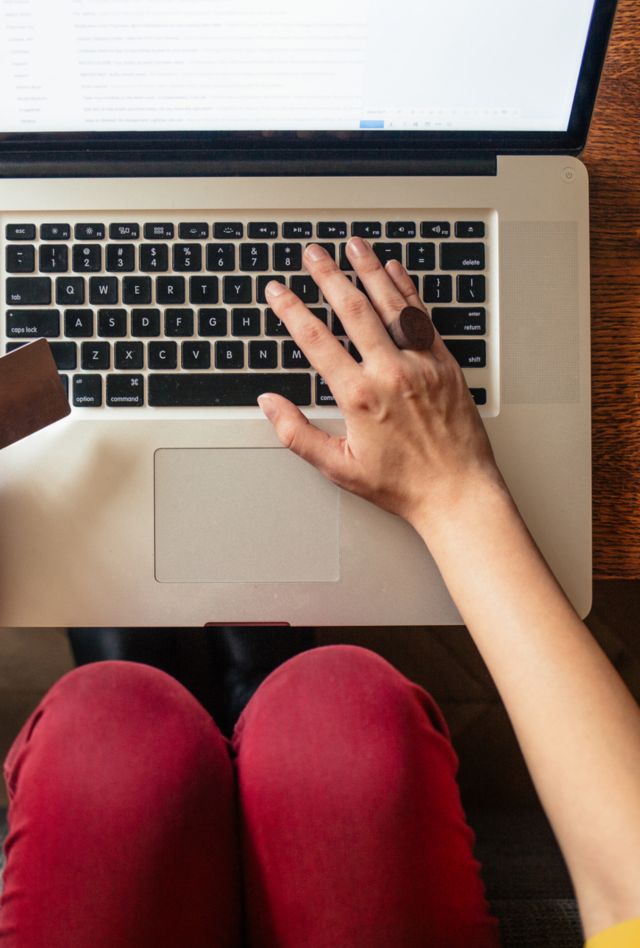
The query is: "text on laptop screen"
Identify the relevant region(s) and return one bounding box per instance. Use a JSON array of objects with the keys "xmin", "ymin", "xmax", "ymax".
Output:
[{"xmin": 0, "ymin": 0, "xmax": 596, "ymax": 134}]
